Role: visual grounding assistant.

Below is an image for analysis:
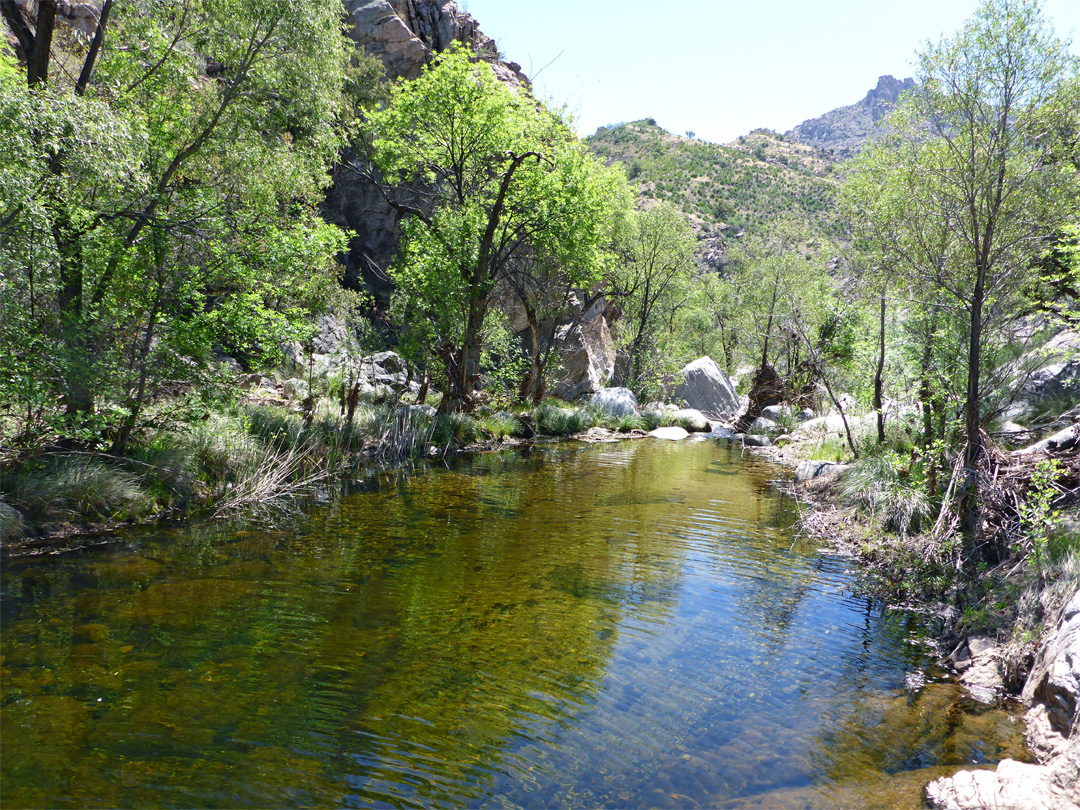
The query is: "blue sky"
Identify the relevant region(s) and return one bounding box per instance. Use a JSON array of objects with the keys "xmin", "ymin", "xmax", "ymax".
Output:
[{"xmin": 462, "ymin": 0, "xmax": 1080, "ymax": 144}]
